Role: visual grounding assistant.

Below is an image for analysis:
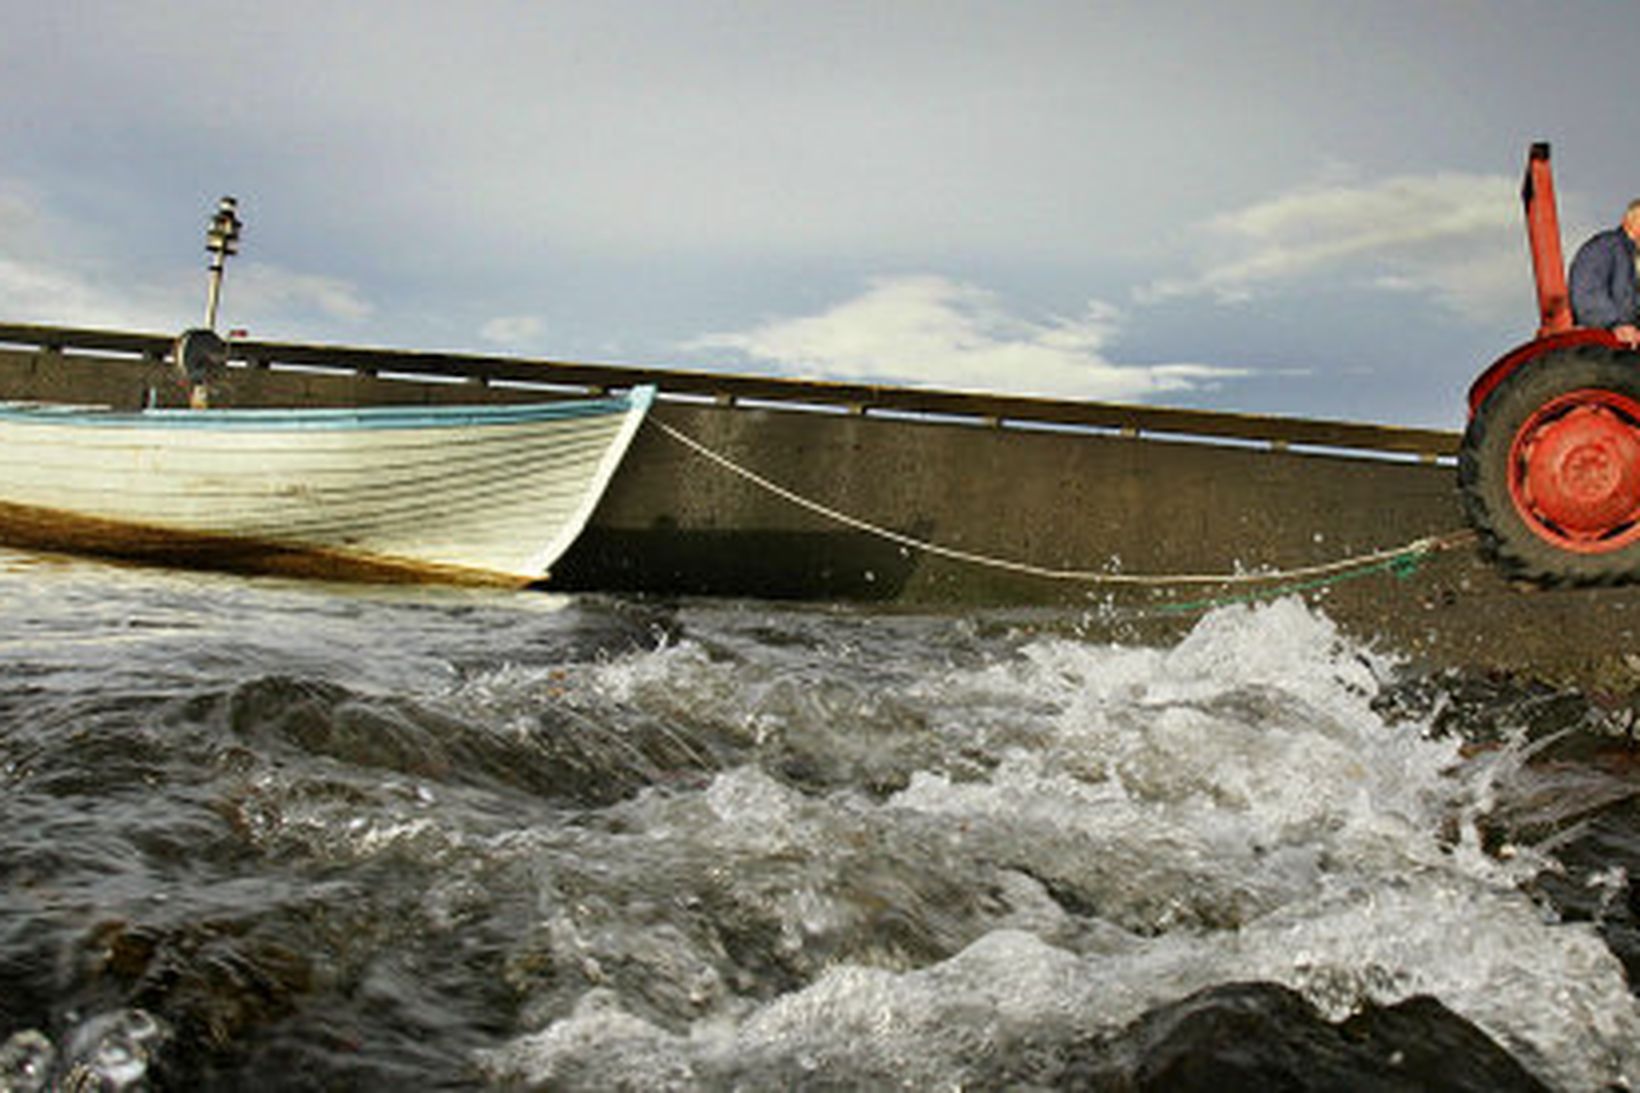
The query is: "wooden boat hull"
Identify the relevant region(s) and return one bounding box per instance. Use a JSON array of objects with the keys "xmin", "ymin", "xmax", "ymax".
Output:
[{"xmin": 0, "ymin": 389, "xmax": 654, "ymax": 584}]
